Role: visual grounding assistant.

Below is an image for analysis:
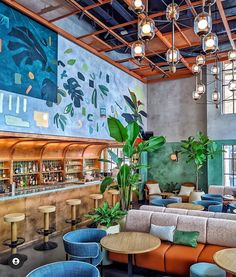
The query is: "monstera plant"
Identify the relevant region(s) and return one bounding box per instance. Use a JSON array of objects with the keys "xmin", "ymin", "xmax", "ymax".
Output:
[
  {"xmin": 181, "ymin": 132, "xmax": 218, "ymax": 191},
  {"xmin": 100, "ymin": 117, "xmax": 165, "ymax": 211}
]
